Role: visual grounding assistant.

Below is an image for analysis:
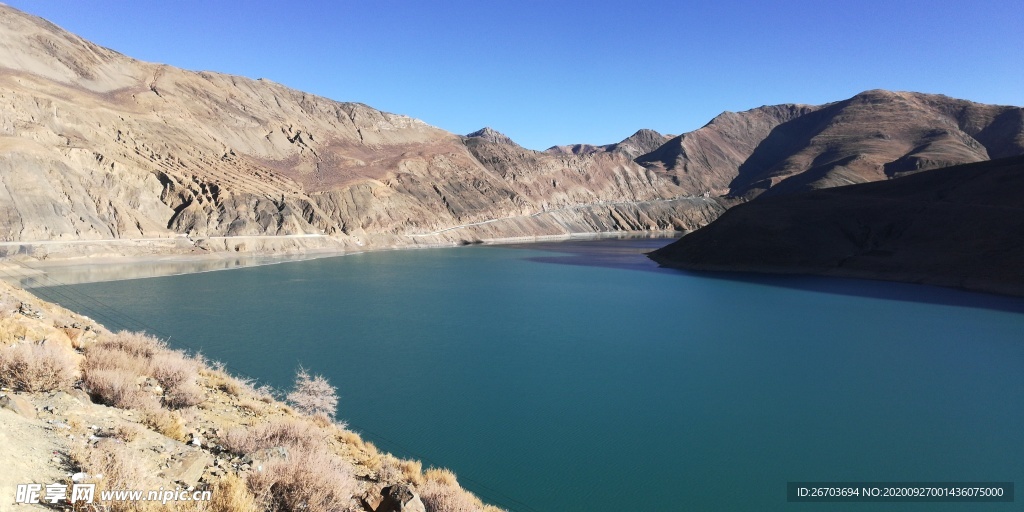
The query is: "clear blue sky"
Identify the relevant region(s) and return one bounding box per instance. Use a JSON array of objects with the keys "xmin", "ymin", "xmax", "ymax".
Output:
[{"xmin": 6, "ymin": 0, "xmax": 1023, "ymax": 150}]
